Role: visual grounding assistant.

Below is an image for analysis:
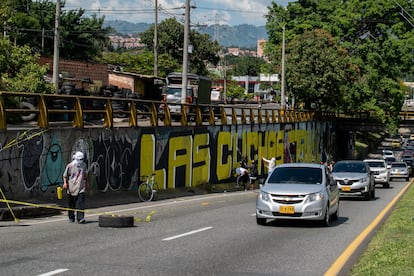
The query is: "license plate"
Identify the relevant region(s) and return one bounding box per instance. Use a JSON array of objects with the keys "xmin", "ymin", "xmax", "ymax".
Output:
[
  {"xmin": 342, "ymin": 186, "xmax": 351, "ymax": 192},
  {"xmin": 279, "ymin": 206, "xmax": 294, "ymax": 214}
]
